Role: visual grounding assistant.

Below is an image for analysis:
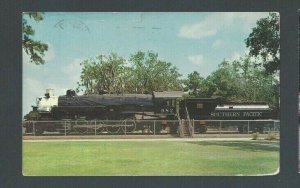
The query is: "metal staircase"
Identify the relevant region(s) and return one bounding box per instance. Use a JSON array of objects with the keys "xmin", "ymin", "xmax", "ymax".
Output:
[{"xmin": 177, "ymin": 106, "xmax": 193, "ymax": 138}]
